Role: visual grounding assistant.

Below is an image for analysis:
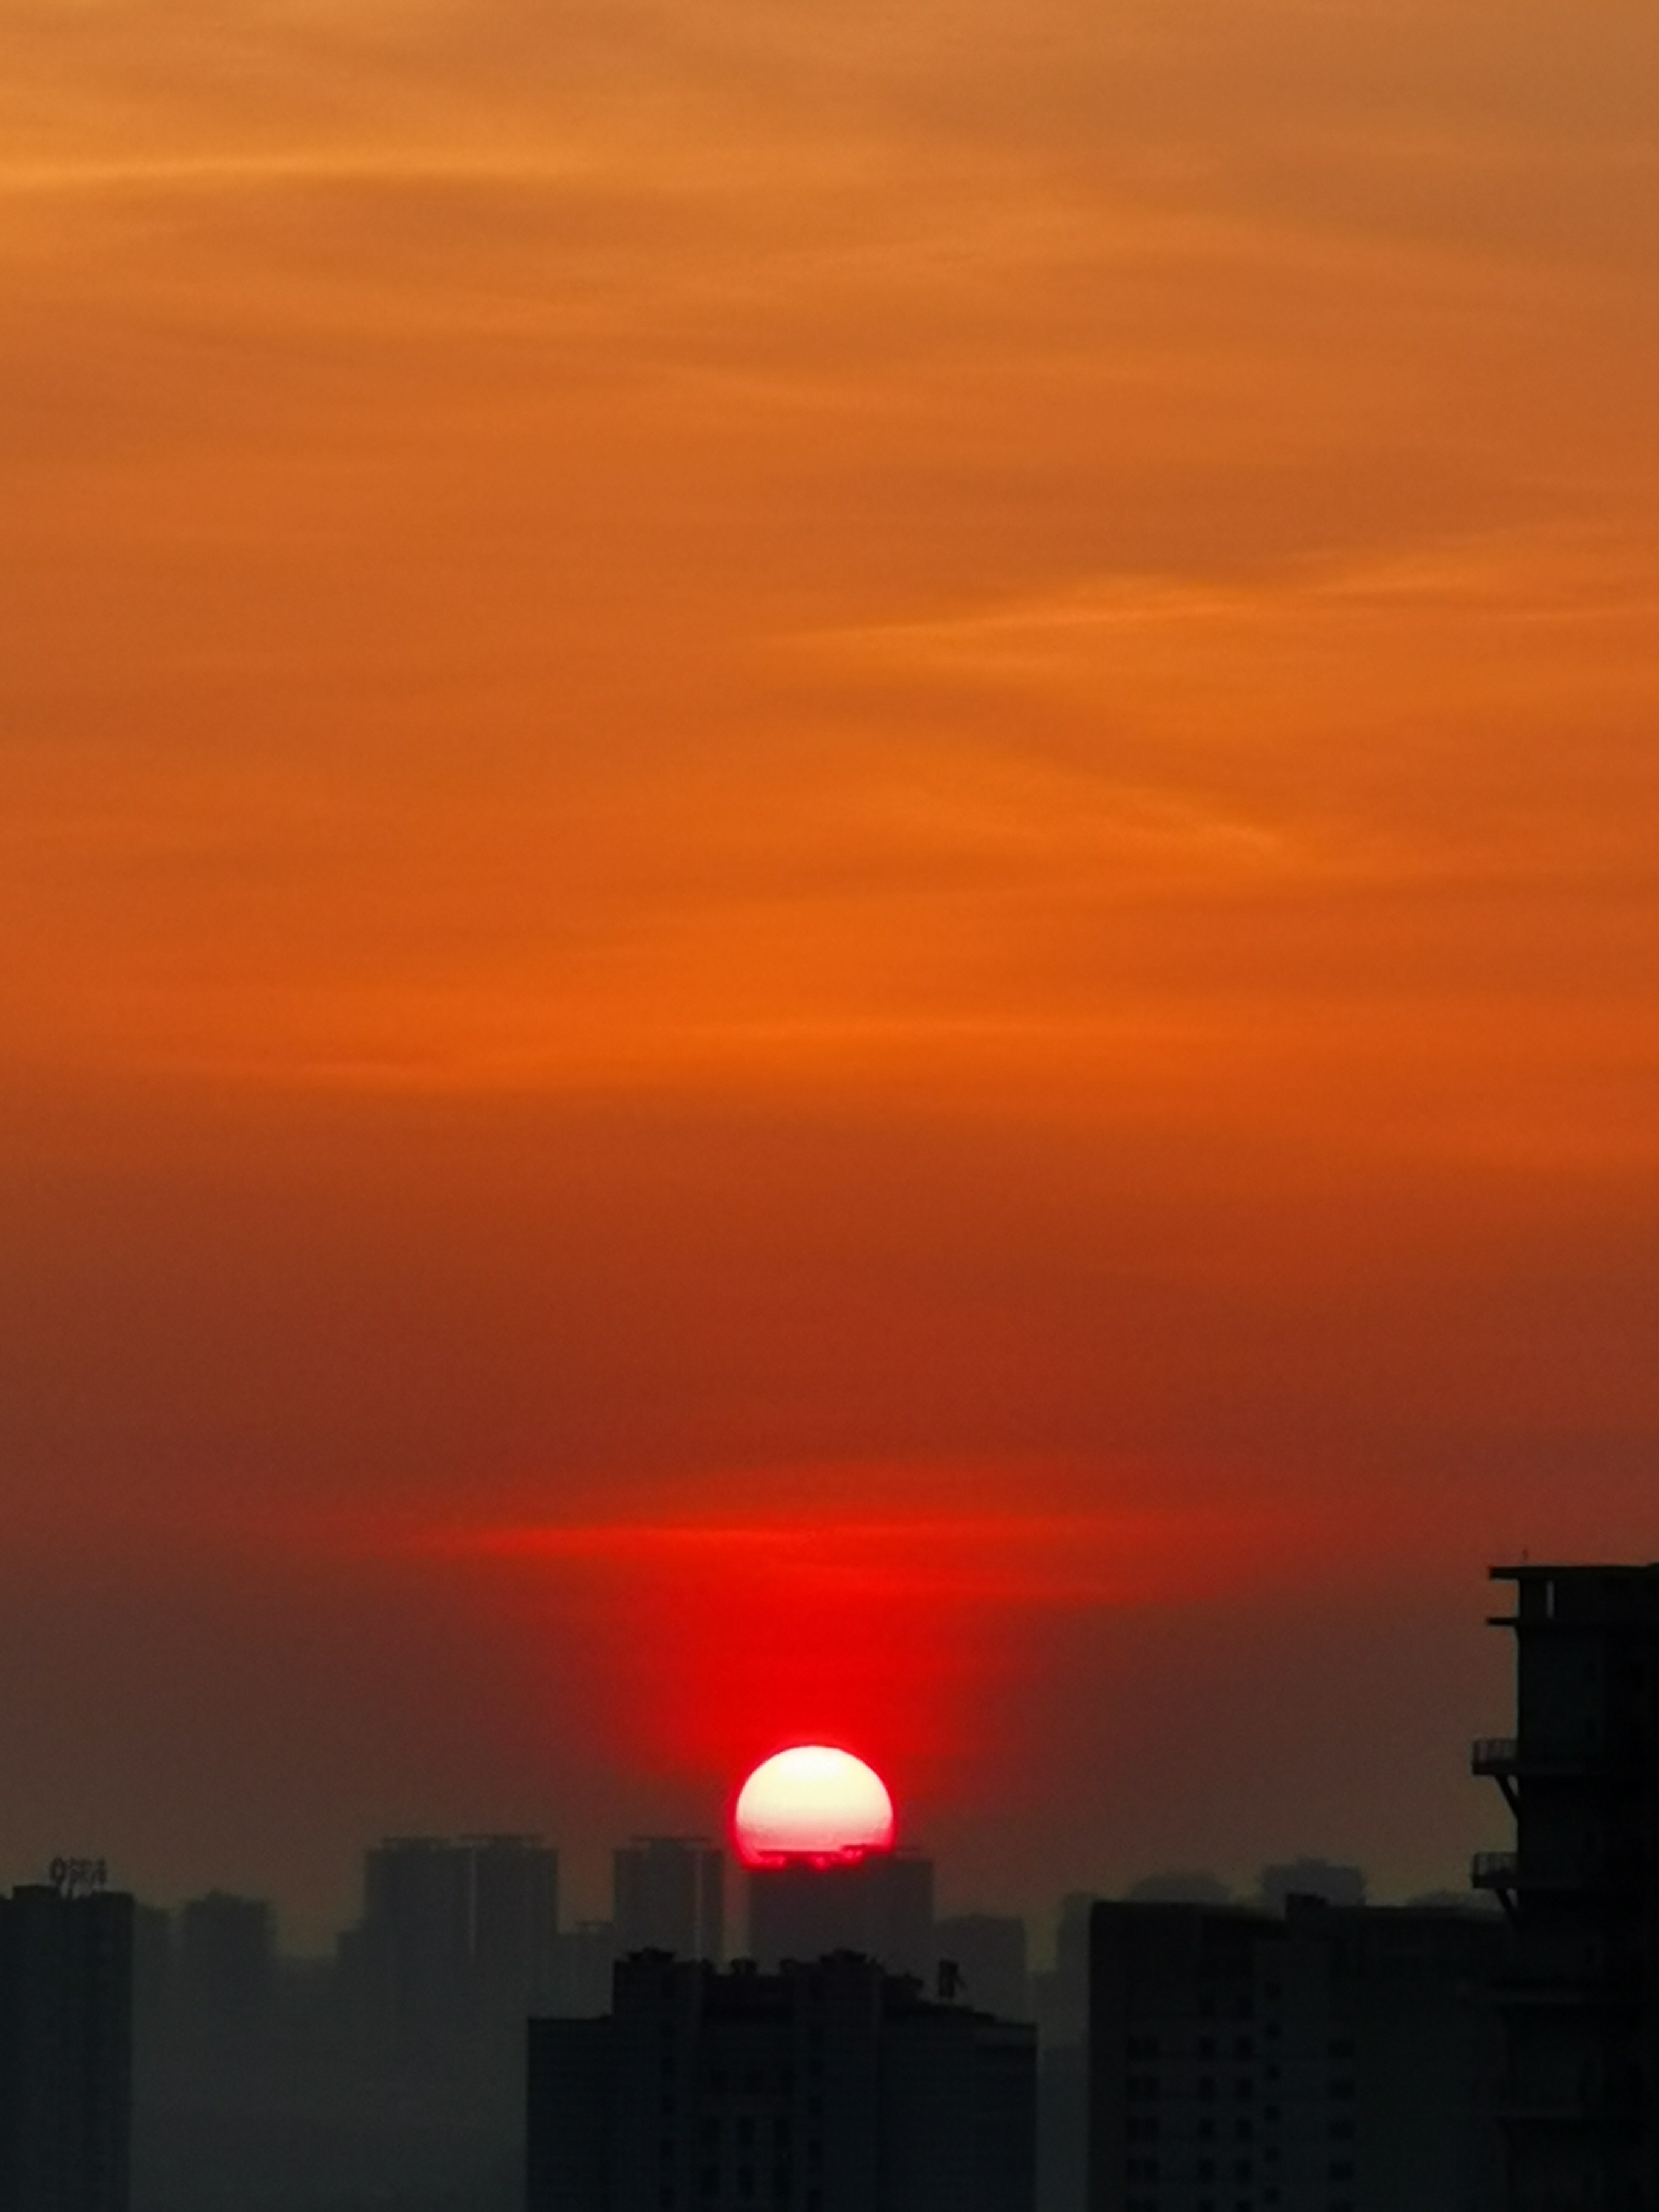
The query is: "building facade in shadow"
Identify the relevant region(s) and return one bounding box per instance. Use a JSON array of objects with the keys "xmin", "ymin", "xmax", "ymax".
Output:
[
  {"xmin": 0, "ymin": 1880, "xmax": 133, "ymax": 2212},
  {"xmin": 1474, "ymin": 1562, "xmax": 1659, "ymax": 2212},
  {"xmin": 528, "ymin": 1949, "xmax": 1035, "ymax": 2212},
  {"xmin": 1088, "ymin": 1895, "xmax": 1504, "ymax": 2212}
]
